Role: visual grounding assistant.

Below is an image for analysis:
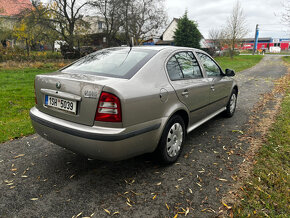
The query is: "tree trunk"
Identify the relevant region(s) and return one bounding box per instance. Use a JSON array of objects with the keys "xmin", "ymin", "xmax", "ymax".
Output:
[
  {"xmin": 51, "ymin": 42, "xmax": 55, "ymax": 53},
  {"xmin": 25, "ymin": 38, "xmax": 30, "ymax": 56}
]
